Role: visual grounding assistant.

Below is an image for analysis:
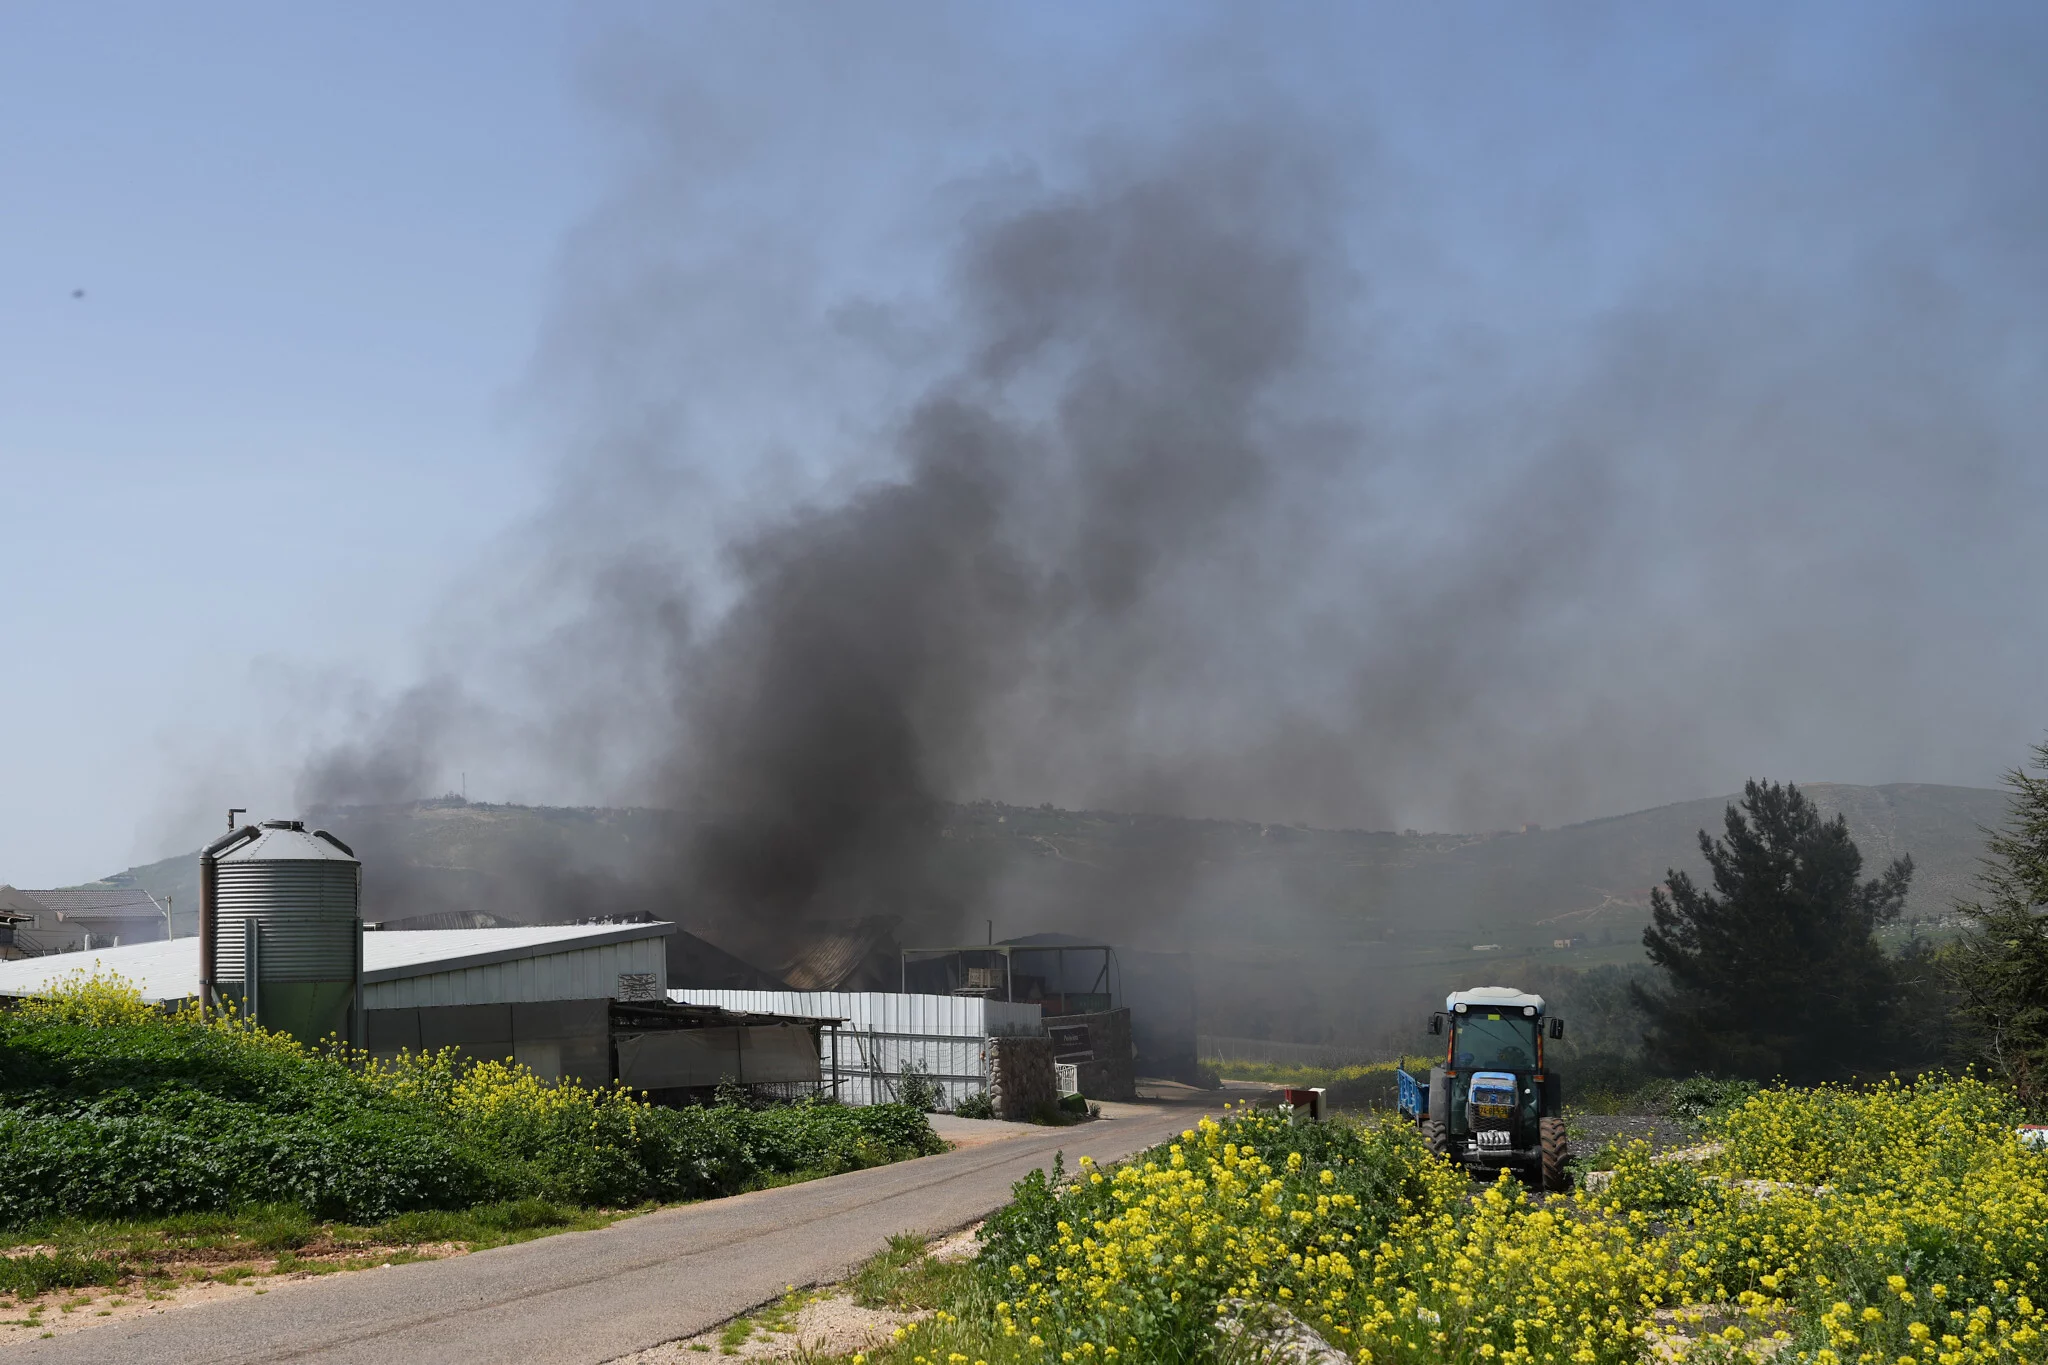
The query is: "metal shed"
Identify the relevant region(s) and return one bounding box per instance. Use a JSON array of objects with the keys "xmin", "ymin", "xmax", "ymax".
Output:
[{"xmin": 671, "ymin": 988, "xmax": 1042, "ymax": 1106}]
